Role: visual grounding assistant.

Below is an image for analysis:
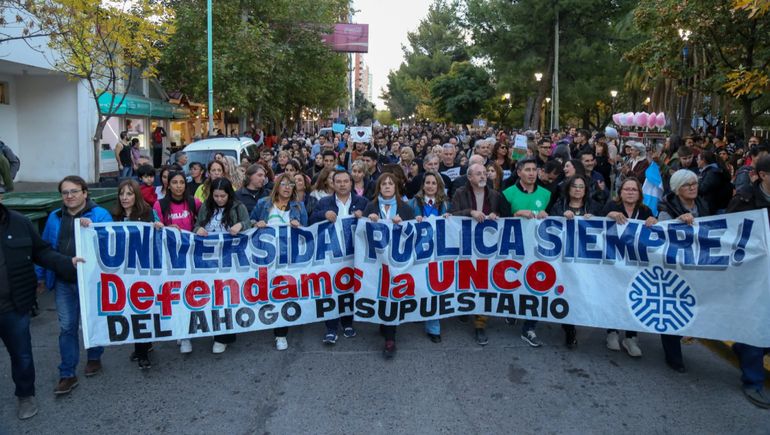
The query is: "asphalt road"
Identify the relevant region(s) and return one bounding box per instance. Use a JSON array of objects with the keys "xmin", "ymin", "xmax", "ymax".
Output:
[{"xmin": 0, "ymin": 291, "xmax": 767, "ymax": 435}]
